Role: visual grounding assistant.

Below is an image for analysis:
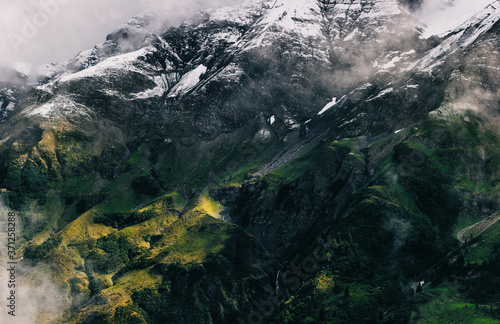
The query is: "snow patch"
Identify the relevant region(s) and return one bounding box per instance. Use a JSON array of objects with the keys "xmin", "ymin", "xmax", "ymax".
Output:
[
  {"xmin": 59, "ymin": 47, "xmax": 150, "ymax": 83},
  {"xmin": 356, "ymin": 83, "xmax": 373, "ymax": 91},
  {"xmin": 24, "ymin": 96, "xmax": 91, "ymax": 118},
  {"xmin": 167, "ymin": 65, "xmax": 207, "ymax": 98},
  {"xmin": 5, "ymin": 102, "xmax": 16, "ymax": 111},
  {"xmin": 344, "ymin": 28, "xmax": 359, "ymax": 41},
  {"xmin": 238, "ymin": 0, "xmax": 325, "ymax": 53},
  {"xmin": 394, "ymin": 128, "xmax": 404, "ymax": 134},
  {"xmin": 367, "ymin": 87, "xmax": 394, "ymax": 101},
  {"xmin": 318, "ymin": 97, "xmax": 337, "ymax": 116},
  {"xmin": 269, "ymin": 115, "xmax": 276, "ymax": 125},
  {"xmin": 255, "ymin": 128, "xmax": 272, "ymax": 141},
  {"xmin": 4, "ymin": 89, "xmax": 14, "ymax": 97},
  {"xmin": 417, "ymin": 0, "xmax": 496, "ymax": 38},
  {"xmin": 135, "ymin": 75, "xmax": 169, "ymax": 99},
  {"xmin": 285, "ymin": 117, "xmax": 300, "ymax": 129},
  {"xmin": 409, "ymin": 2, "xmax": 500, "ymax": 73},
  {"xmin": 381, "ymin": 56, "xmax": 402, "ymax": 70}
]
